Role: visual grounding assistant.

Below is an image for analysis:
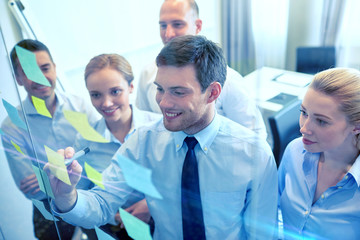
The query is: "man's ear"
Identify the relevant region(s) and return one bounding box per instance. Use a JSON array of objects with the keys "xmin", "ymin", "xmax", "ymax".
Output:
[
  {"xmin": 14, "ymin": 61, "xmax": 24, "ymax": 86},
  {"xmin": 14, "ymin": 68, "xmax": 24, "ymax": 86},
  {"xmin": 353, "ymin": 124, "xmax": 360, "ymax": 135},
  {"xmin": 129, "ymin": 82, "xmax": 134, "ymax": 93},
  {"xmin": 15, "ymin": 76, "xmax": 23, "ymax": 86},
  {"xmin": 206, "ymin": 82, "xmax": 221, "ymax": 103},
  {"xmin": 195, "ymin": 19, "xmax": 202, "ymax": 34}
]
